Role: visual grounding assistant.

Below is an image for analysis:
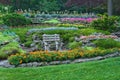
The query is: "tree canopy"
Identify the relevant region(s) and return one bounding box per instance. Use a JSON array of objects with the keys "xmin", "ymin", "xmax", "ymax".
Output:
[{"xmin": 0, "ymin": 0, "xmax": 120, "ymax": 15}]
